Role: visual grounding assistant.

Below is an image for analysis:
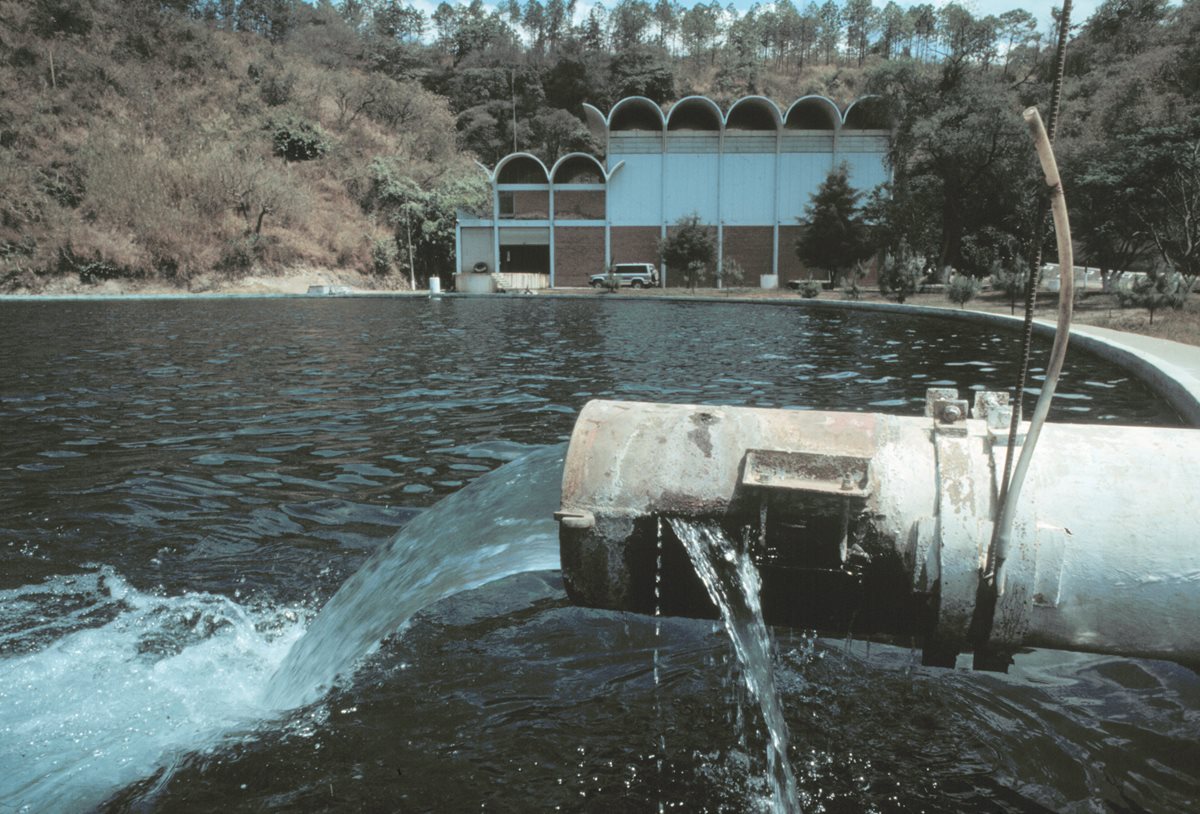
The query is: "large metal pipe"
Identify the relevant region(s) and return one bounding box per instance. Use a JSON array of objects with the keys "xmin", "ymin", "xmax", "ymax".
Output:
[{"xmin": 556, "ymin": 397, "xmax": 1200, "ymax": 670}]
